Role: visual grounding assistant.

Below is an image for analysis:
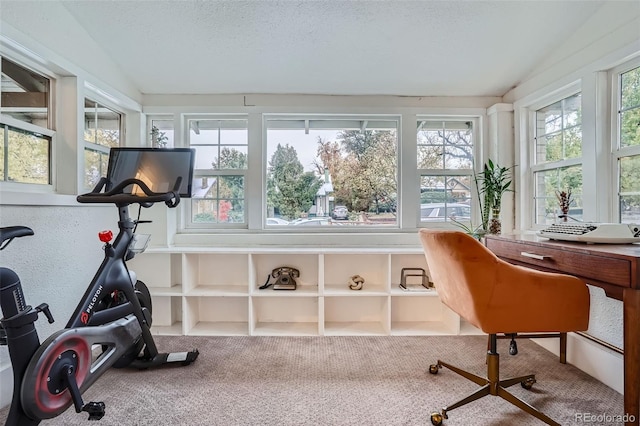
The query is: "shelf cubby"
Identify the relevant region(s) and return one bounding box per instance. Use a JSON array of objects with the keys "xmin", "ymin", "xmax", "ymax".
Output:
[
  {"xmin": 184, "ymin": 296, "xmax": 249, "ymax": 336},
  {"xmin": 252, "ymin": 296, "xmax": 319, "ymax": 336},
  {"xmin": 130, "ymin": 253, "xmax": 182, "ymax": 292},
  {"xmin": 250, "ymin": 253, "xmax": 319, "ymax": 294},
  {"xmin": 183, "ymin": 253, "xmax": 249, "ymax": 296},
  {"xmin": 390, "ymin": 294, "xmax": 458, "ymax": 335},
  {"xmin": 323, "ymin": 253, "xmax": 389, "ymax": 295},
  {"xmin": 324, "ymin": 295, "xmax": 388, "ymax": 335},
  {"xmin": 150, "ymin": 295, "xmax": 183, "ymax": 335},
  {"xmin": 390, "ymin": 253, "xmax": 432, "ymax": 292}
]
